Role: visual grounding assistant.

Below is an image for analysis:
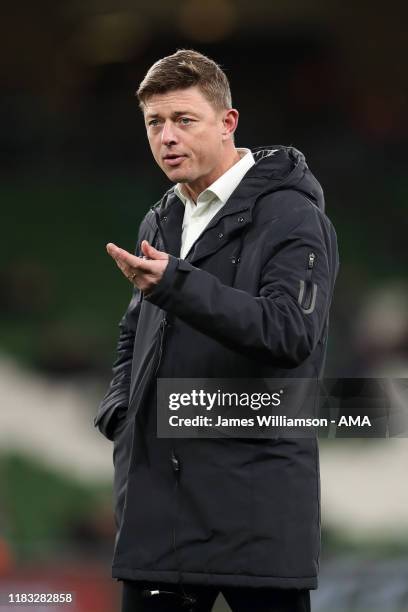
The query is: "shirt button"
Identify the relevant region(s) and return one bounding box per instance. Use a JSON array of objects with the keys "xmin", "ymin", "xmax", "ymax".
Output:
[
  {"xmin": 237, "ymin": 216, "xmax": 245, "ymax": 223},
  {"xmin": 218, "ymin": 232, "xmax": 224, "ymax": 239},
  {"xmin": 162, "ymin": 216, "xmax": 167, "ymax": 222}
]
